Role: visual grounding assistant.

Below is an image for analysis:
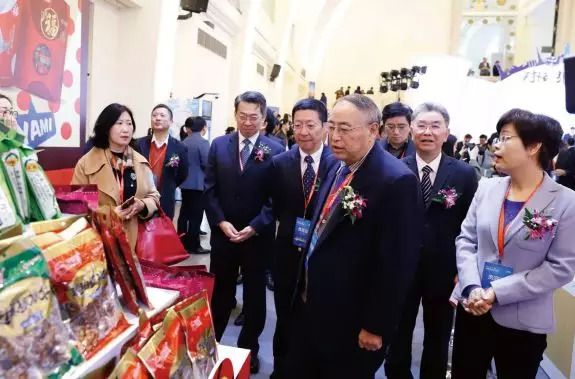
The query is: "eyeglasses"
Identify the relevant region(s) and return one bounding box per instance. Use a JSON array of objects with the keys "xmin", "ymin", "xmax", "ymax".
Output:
[
  {"xmin": 412, "ymin": 123, "xmax": 442, "ymax": 132},
  {"xmin": 385, "ymin": 124, "xmax": 409, "ymax": 131},
  {"xmin": 237, "ymin": 113, "xmax": 261, "ymax": 123},
  {"xmin": 497, "ymin": 135, "xmax": 518, "ymax": 144},
  {"xmin": 328, "ymin": 125, "xmax": 363, "ymax": 136},
  {"xmin": 293, "ymin": 123, "xmax": 320, "ymax": 131},
  {"xmin": 0, "ymin": 109, "xmax": 17, "ymax": 118}
]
